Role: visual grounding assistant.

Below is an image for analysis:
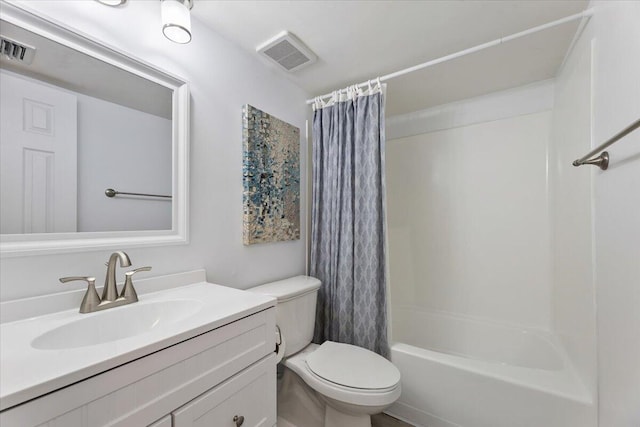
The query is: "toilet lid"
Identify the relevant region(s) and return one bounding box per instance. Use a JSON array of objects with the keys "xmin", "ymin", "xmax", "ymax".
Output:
[{"xmin": 306, "ymin": 341, "xmax": 400, "ymax": 390}]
